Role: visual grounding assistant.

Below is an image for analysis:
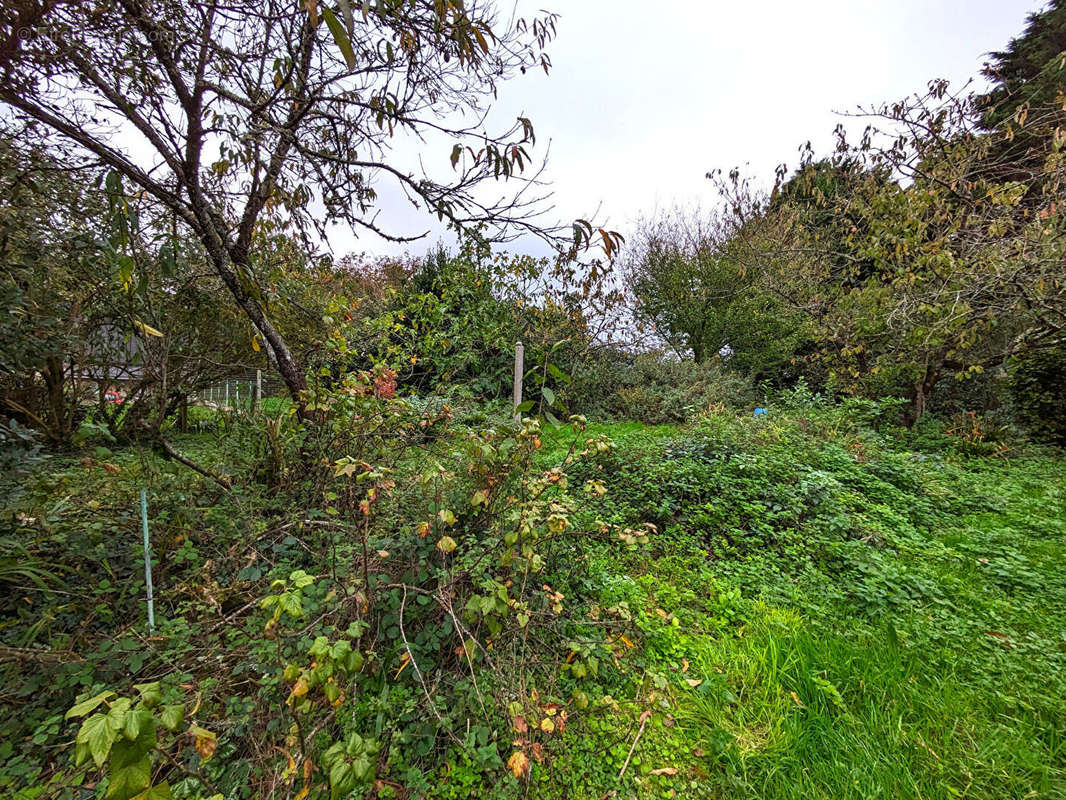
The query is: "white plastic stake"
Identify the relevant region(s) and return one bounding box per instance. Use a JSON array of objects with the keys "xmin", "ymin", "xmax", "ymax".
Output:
[{"xmin": 140, "ymin": 489, "xmax": 155, "ymax": 634}]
